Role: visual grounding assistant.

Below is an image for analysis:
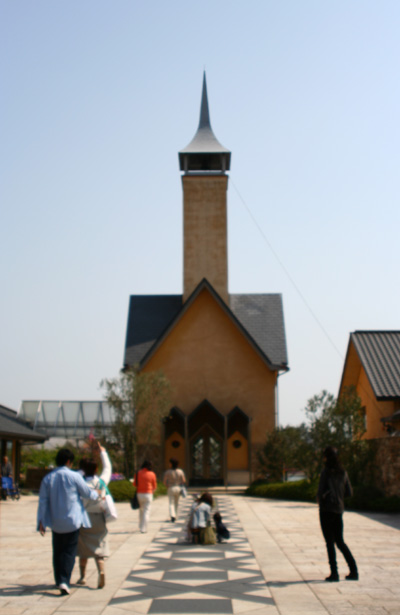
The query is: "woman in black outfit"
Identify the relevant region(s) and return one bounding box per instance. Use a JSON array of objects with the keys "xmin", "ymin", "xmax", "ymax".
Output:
[{"xmin": 317, "ymin": 446, "xmax": 358, "ymax": 582}]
